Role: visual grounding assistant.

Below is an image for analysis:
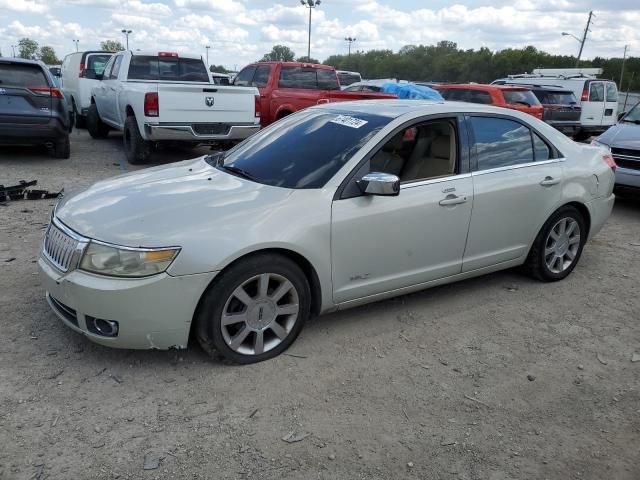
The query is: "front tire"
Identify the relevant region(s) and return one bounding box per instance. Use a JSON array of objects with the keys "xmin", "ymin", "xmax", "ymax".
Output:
[
  {"xmin": 123, "ymin": 116, "xmax": 151, "ymax": 164},
  {"xmin": 86, "ymin": 103, "xmax": 110, "ymax": 139},
  {"xmin": 195, "ymin": 254, "xmax": 310, "ymax": 364},
  {"xmin": 525, "ymin": 205, "xmax": 586, "ymax": 282}
]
